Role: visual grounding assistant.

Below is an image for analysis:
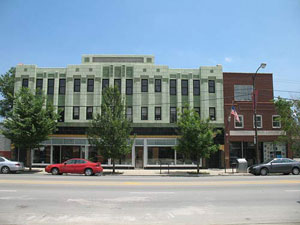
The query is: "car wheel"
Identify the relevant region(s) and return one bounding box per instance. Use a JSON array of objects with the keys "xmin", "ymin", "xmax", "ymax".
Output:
[
  {"xmin": 85, "ymin": 168, "xmax": 93, "ymax": 176},
  {"xmin": 260, "ymin": 168, "xmax": 268, "ymax": 176},
  {"xmin": 1, "ymin": 166, "xmax": 10, "ymax": 174},
  {"xmin": 292, "ymin": 167, "xmax": 300, "ymax": 175},
  {"xmin": 51, "ymin": 168, "xmax": 59, "ymax": 175}
]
